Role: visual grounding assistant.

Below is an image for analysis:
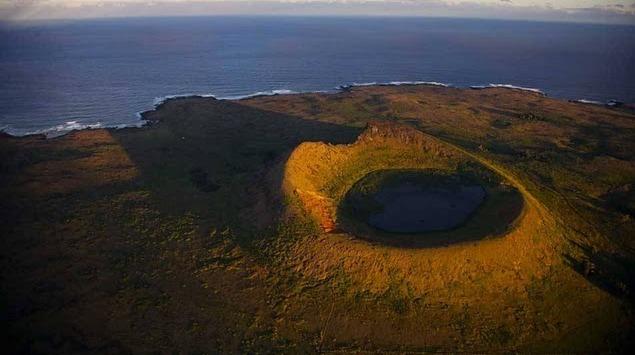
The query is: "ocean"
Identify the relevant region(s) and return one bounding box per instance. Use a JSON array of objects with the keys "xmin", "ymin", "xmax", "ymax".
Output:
[{"xmin": 1, "ymin": 16, "xmax": 634, "ymax": 136}]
